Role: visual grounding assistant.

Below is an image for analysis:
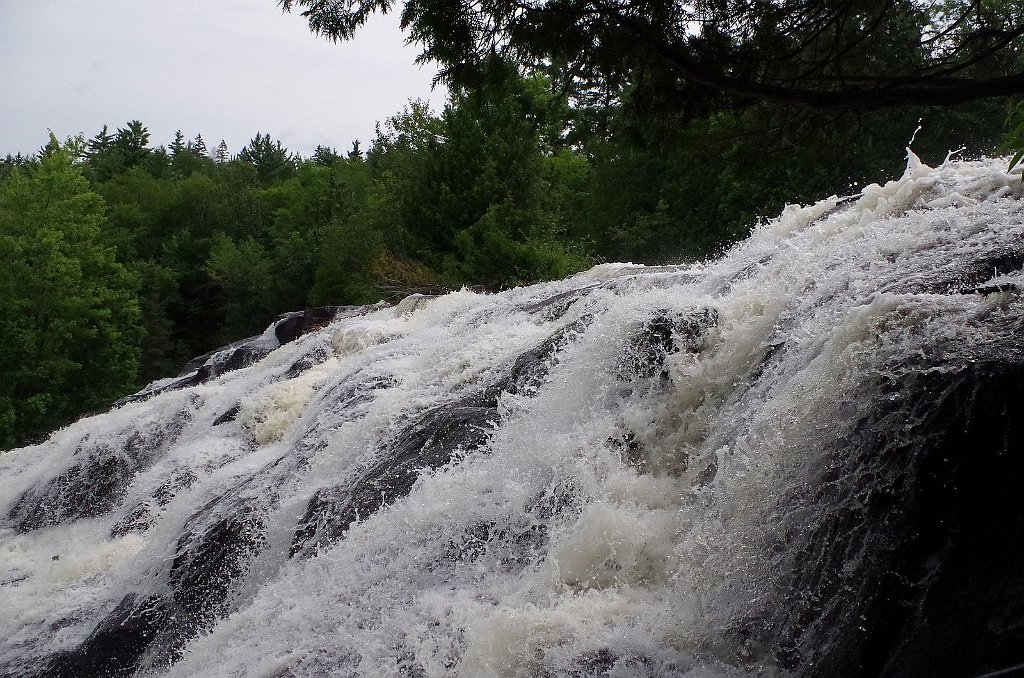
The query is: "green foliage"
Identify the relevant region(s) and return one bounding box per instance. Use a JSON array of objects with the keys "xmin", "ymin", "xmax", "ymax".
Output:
[
  {"xmin": 1003, "ymin": 99, "xmax": 1024, "ymax": 174},
  {"xmin": 206, "ymin": 234, "xmax": 277, "ymax": 335},
  {"xmin": 308, "ymin": 218, "xmax": 383, "ymax": 304},
  {"xmin": 0, "ymin": 137, "xmax": 141, "ymax": 448},
  {"xmin": 284, "ymin": 0, "xmax": 1024, "ymax": 111},
  {"xmin": 238, "ymin": 133, "xmax": 295, "ymax": 185},
  {"xmin": 131, "ymin": 260, "xmax": 189, "ymax": 383},
  {"xmin": 0, "ymin": 153, "xmax": 35, "ymax": 182},
  {"xmin": 363, "ymin": 69, "xmax": 597, "ymax": 286}
]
